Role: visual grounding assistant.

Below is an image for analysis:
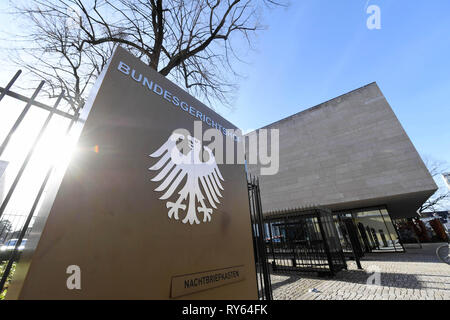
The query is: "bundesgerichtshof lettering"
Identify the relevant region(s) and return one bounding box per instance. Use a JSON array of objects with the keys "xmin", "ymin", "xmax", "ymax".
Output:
[{"xmin": 117, "ymin": 61, "xmax": 239, "ymax": 141}]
